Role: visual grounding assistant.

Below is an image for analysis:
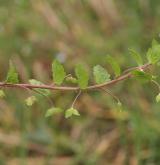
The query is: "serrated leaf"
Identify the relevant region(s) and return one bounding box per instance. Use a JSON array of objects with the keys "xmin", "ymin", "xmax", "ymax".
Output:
[
  {"xmin": 65, "ymin": 107, "xmax": 80, "ymax": 118},
  {"xmin": 0, "ymin": 90, "xmax": 5, "ymax": 98},
  {"xmin": 147, "ymin": 41, "xmax": 160, "ymax": 64},
  {"xmin": 106, "ymin": 56, "xmax": 121, "ymax": 77},
  {"xmin": 29, "ymin": 79, "xmax": 51, "ymax": 96},
  {"xmin": 45, "ymin": 107, "xmax": 63, "ymax": 117},
  {"xmin": 129, "ymin": 49, "xmax": 143, "ymax": 66},
  {"xmin": 6, "ymin": 61, "xmax": 19, "ymax": 84},
  {"xmin": 93, "ymin": 65, "xmax": 110, "ymax": 84},
  {"xmin": 156, "ymin": 93, "xmax": 160, "ymax": 103},
  {"xmin": 52, "ymin": 60, "xmax": 66, "ymax": 85},
  {"xmin": 75, "ymin": 64, "xmax": 89, "ymax": 89},
  {"xmin": 132, "ymin": 70, "xmax": 152, "ymax": 83},
  {"xmin": 25, "ymin": 96, "xmax": 37, "ymax": 106}
]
